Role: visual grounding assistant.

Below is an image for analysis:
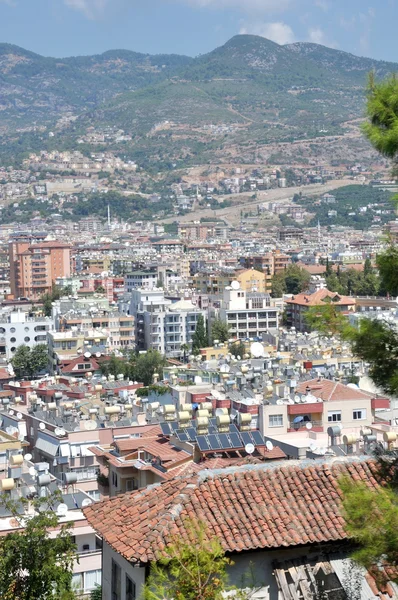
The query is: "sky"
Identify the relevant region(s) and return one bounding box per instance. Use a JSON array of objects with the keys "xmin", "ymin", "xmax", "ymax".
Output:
[{"xmin": 0, "ymin": 0, "xmax": 395, "ymax": 62}]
